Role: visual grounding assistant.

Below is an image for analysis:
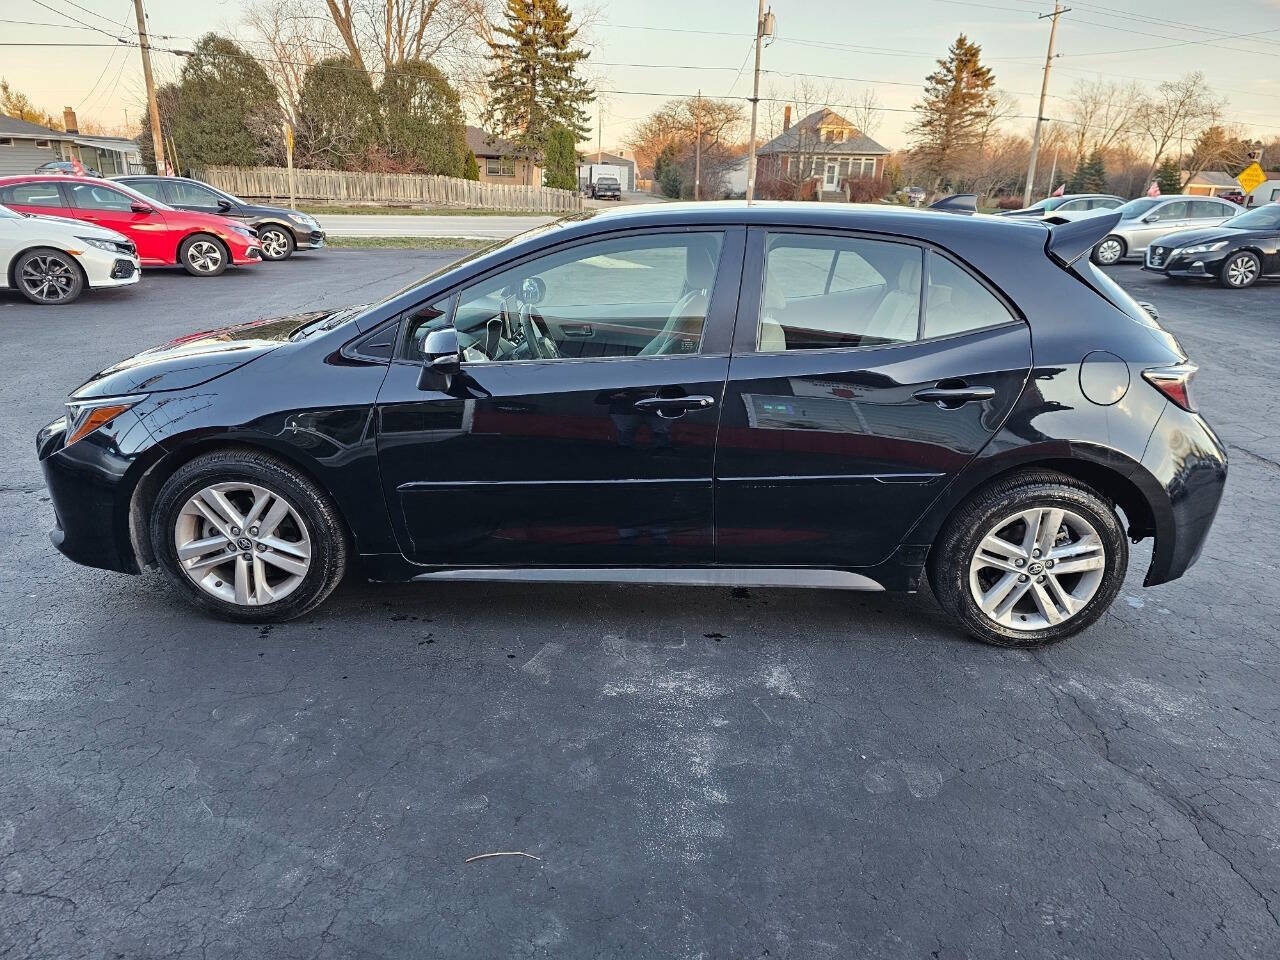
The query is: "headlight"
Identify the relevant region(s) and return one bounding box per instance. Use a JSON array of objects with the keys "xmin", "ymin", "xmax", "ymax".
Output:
[
  {"xmin": 233, "ymin": 225, "xmax": 256, "ymax": 238},
  {"xmin": 64, "ymin": 394, "xmax": 146, "ymax": 446},
  {"xmin": 76, "ymin": 235, "xmax": 127, "ymax": 254},
  {"xmin": 1180, "ymin": 240, "xmax": 1229, "ymax": 255},
  {"xmin": 287, "ymin": 212, "xmax": 316, "ymax": 226}
]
